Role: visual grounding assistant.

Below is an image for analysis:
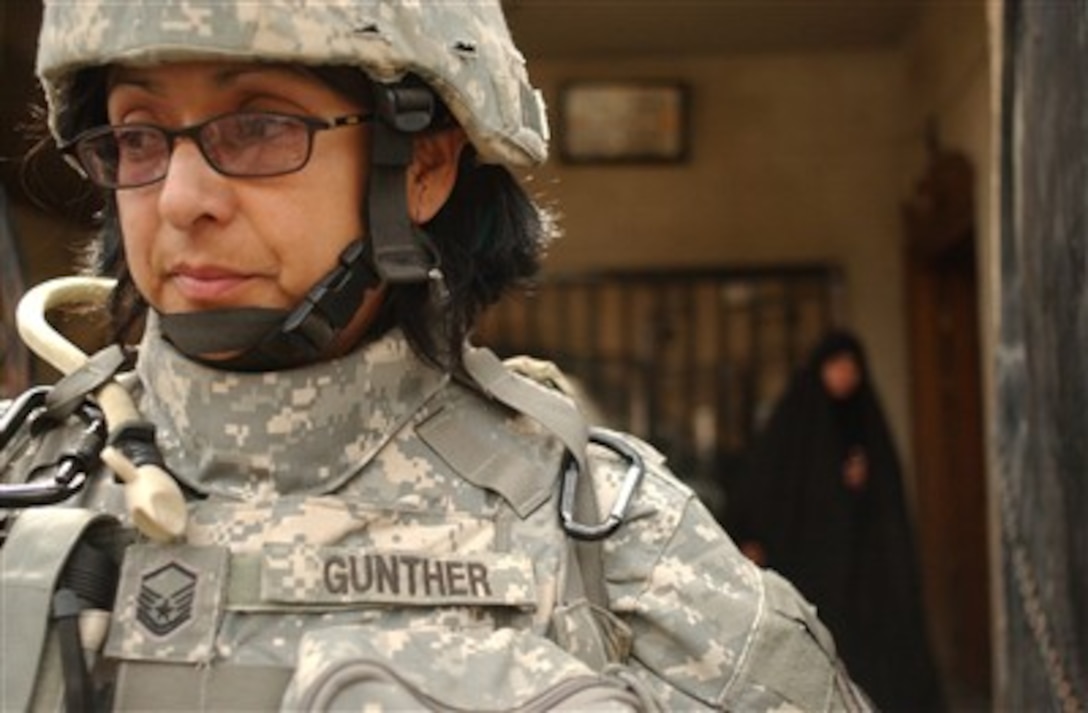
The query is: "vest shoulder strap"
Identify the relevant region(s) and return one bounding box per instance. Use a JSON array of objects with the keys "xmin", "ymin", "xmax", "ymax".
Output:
[
  {"xmin": 0, "ymin": 508, "xmax": 122, "ymax": 711},
  {"xmin": 457, "ymin": 347, "xmax": 609, "ymax": 614}
]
